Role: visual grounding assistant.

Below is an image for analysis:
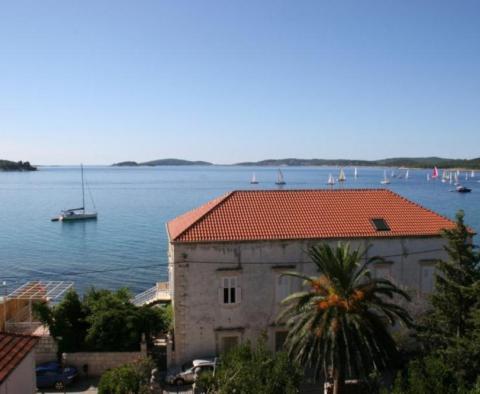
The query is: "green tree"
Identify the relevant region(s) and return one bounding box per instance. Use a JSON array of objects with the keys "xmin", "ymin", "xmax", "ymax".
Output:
[
  {"xmin": 196, "ymin": 337, "xmax": 302, "ymax": 394},
  {"xmin": 98, "ymin": 357, "xmax": 155, "ymax": 394},
  {"xmin": 418, "ymin": 211, "xmax": 480, "ymax": 386},
  {"xmin": 278, "ymin": 243, "xmax": 413, "ymax": 394},
  {"xmin": 34, "ymin": 288, "xmax": 171, "ymax": 352},
  {"xmin": 33, "ymin": 289, "xmax": 88, "ymax": 353}
]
